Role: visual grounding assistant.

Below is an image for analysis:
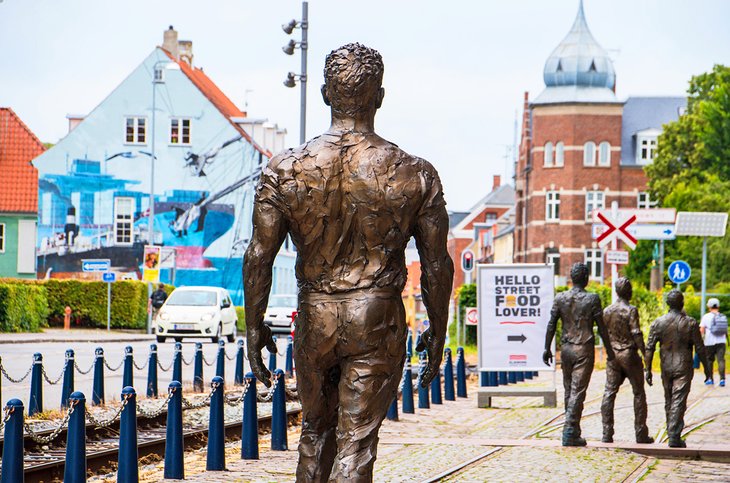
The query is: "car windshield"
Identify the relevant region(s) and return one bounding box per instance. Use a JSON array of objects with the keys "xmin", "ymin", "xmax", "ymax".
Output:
[
  {"xmin": 166, "ymin": 290, "xmax": 217, "ymax": 307},
  {"xmin": 269, "ymin": 295, "xmax": 297, "ymax": 307}
]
